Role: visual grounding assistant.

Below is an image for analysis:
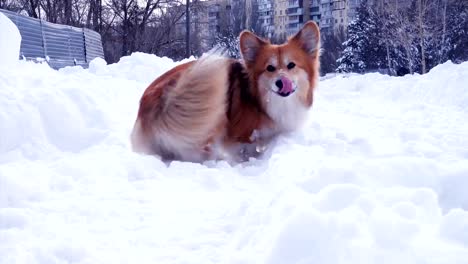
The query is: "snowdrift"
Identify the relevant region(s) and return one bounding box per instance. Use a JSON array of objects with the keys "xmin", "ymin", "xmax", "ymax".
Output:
[
  {"xmin": 1, "ymin": 46, "xmax": 468, "ymax": 263},
  {"xmin": 0, "ymin": 12, "xmax": 21, "ymax": 69}
]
